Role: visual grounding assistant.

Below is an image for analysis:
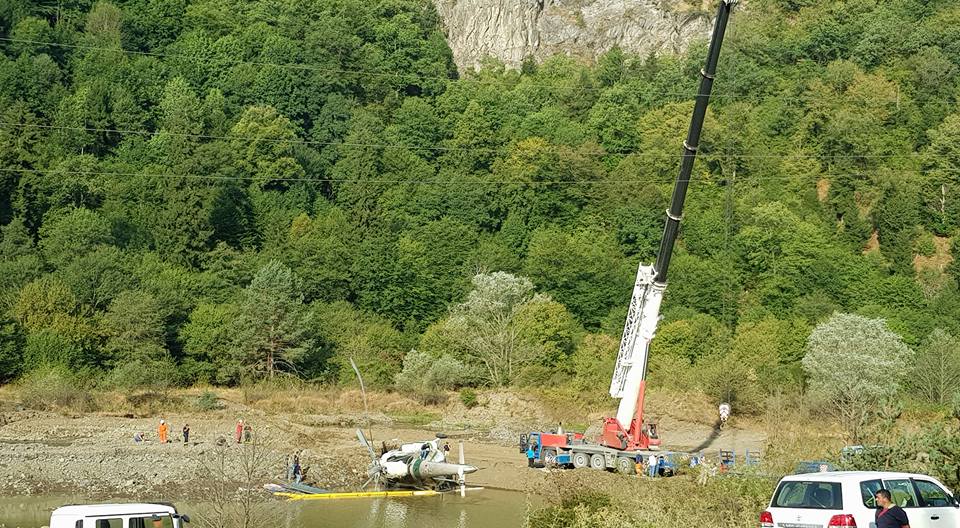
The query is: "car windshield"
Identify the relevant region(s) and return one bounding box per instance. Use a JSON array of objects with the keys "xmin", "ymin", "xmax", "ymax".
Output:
[{"xmin": 773, "ymin": 481, "xmax": 843, "ymax": 509}]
